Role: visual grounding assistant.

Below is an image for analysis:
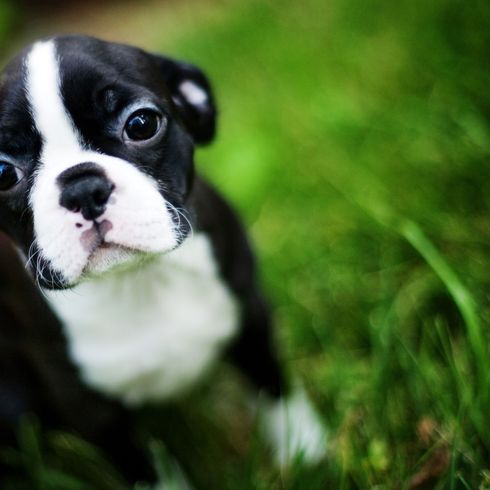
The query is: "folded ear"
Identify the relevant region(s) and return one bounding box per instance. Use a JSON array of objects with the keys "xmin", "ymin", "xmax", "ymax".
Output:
[{"xmin": 152, "ymin": 54, "xmax": 217, "ymax": 145}]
